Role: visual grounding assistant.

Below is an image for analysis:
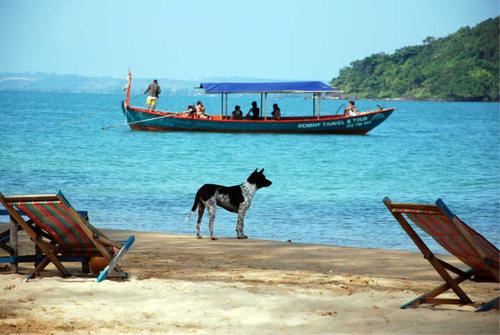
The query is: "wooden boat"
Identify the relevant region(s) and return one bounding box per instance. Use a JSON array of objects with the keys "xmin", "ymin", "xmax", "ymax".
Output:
[{"xmin": 121, "ymin": 72, "xmax": 394, "ymax": 134}]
